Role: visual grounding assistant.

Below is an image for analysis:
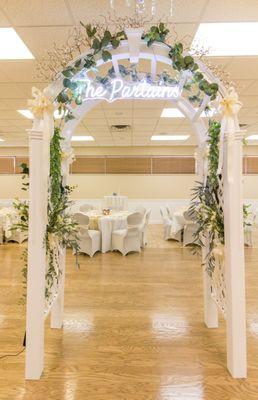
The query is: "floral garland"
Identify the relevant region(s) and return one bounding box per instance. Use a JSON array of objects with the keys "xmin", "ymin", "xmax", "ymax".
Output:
[
  {"xmin": 13, "ymin": 128, "xmax": 79, "ymax": 304},
  {"xmin": 45, "ymin": 126, "xmax": 79, "ymax": 303},
  {"xmin": 55, "ymin": 22, "xmax": 219, "ymax": 109},
  {"xmin": 189, "ymin": 120, "xmax": 224, "ymax": 275},
  {"xmin": 189, "ymin": 120, "xmax": 249, "ymax": 275}
]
